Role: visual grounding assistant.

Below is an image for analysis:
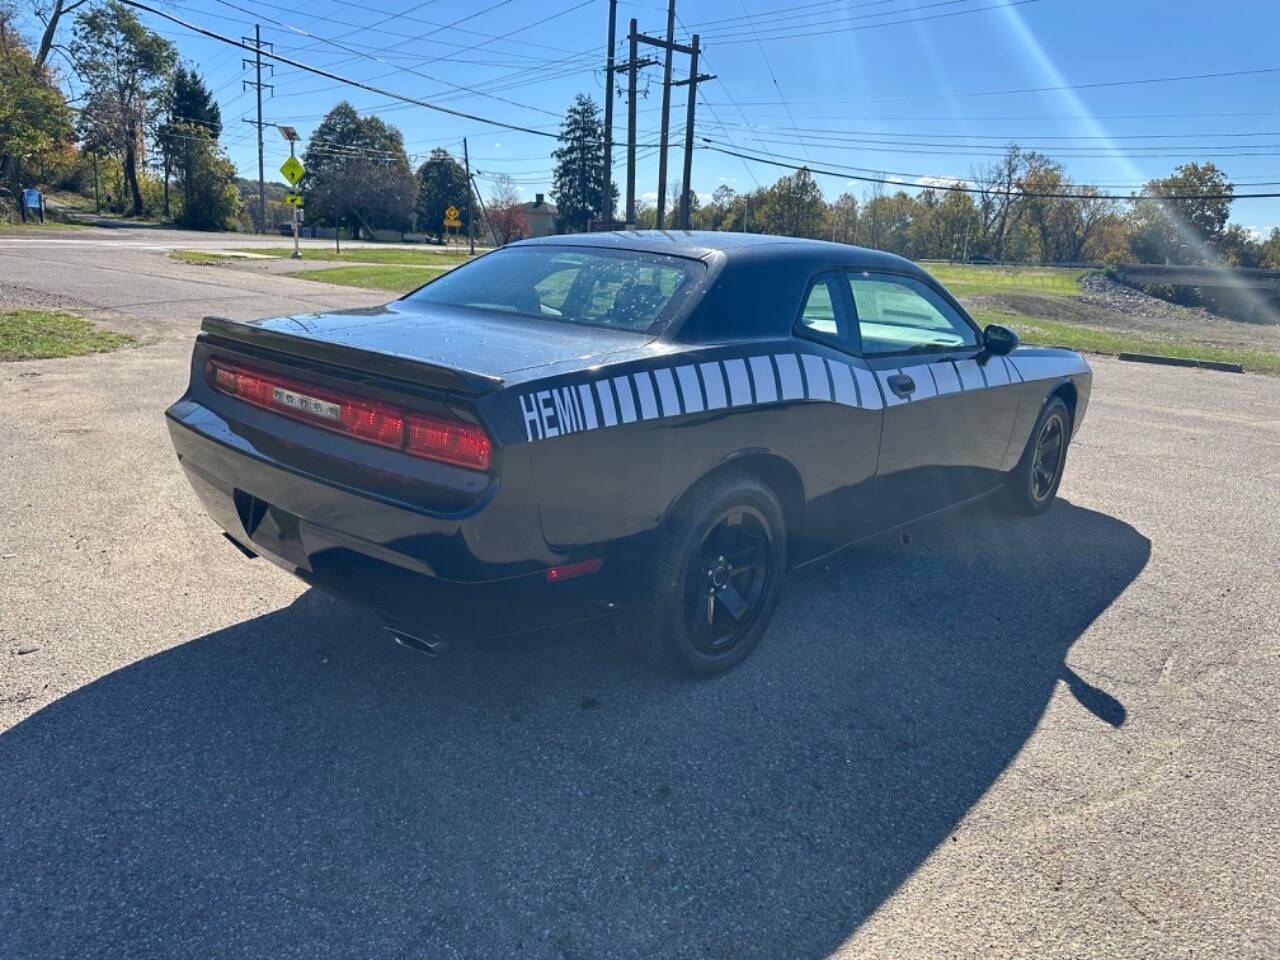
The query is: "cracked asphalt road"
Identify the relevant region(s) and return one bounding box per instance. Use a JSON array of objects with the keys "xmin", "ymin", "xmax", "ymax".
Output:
[{"xmin": 1, "ymin": 231, "xmax": 1278, "ymax": 958}]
